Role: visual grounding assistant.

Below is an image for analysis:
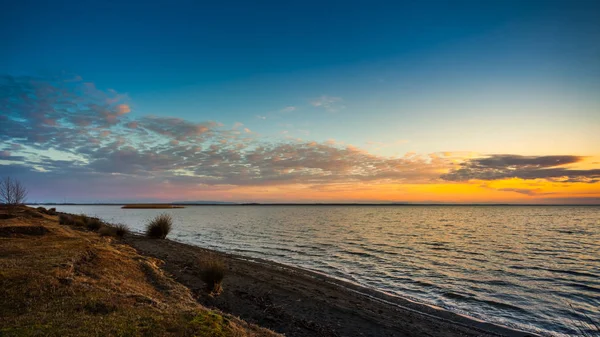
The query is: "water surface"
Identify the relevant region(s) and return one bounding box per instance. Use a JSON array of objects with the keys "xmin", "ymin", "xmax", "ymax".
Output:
[{"xmin": 44, "ymin": 205, "xmax": 599, "ymax": 336}]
